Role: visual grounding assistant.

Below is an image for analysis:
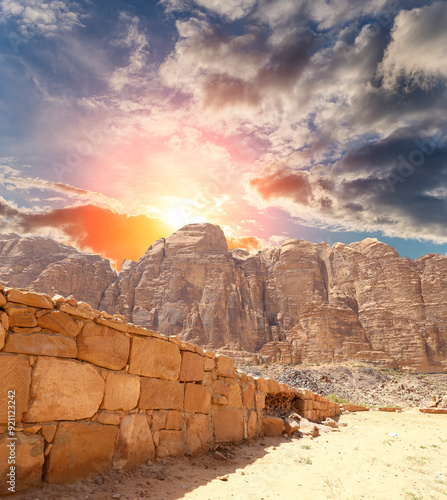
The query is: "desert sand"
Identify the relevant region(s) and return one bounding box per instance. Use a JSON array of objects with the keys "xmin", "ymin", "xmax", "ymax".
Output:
[{"xmin": 20, "ymin": 409, "xmax": 447, "ymax": 500}]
